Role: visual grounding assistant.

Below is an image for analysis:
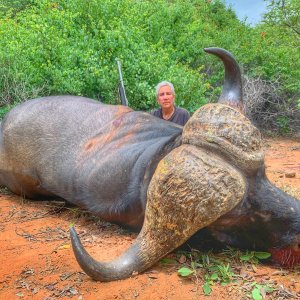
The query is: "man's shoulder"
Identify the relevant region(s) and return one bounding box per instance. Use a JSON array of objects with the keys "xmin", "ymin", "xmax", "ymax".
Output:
[
  {"xmin": 150, "ymin": 108, "xmax": 162, "ymax": 117},
  {"xmin": 175, "ymin": 107, "xmax": 190, "ymax": 116}
]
